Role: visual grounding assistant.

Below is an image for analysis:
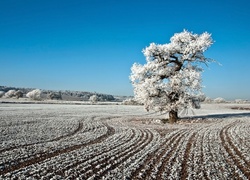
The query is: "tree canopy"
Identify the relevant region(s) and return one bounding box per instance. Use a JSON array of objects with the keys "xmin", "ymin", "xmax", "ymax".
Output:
[{"xmin": 130, "ymin": 30, "xmax": 214, "ymax": 123}]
